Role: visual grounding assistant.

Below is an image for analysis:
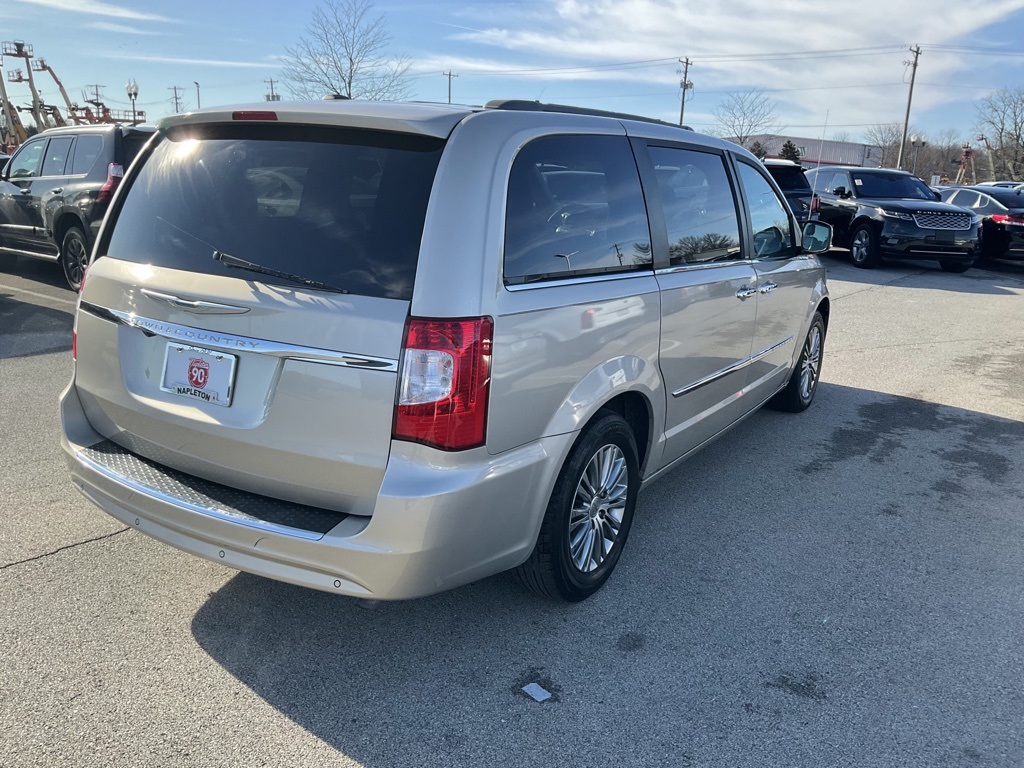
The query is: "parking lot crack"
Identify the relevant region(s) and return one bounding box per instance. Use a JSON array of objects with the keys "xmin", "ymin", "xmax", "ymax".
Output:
[{"xmin": 0, "ymin": 527, "xmax": 130, "ymax": 571}]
